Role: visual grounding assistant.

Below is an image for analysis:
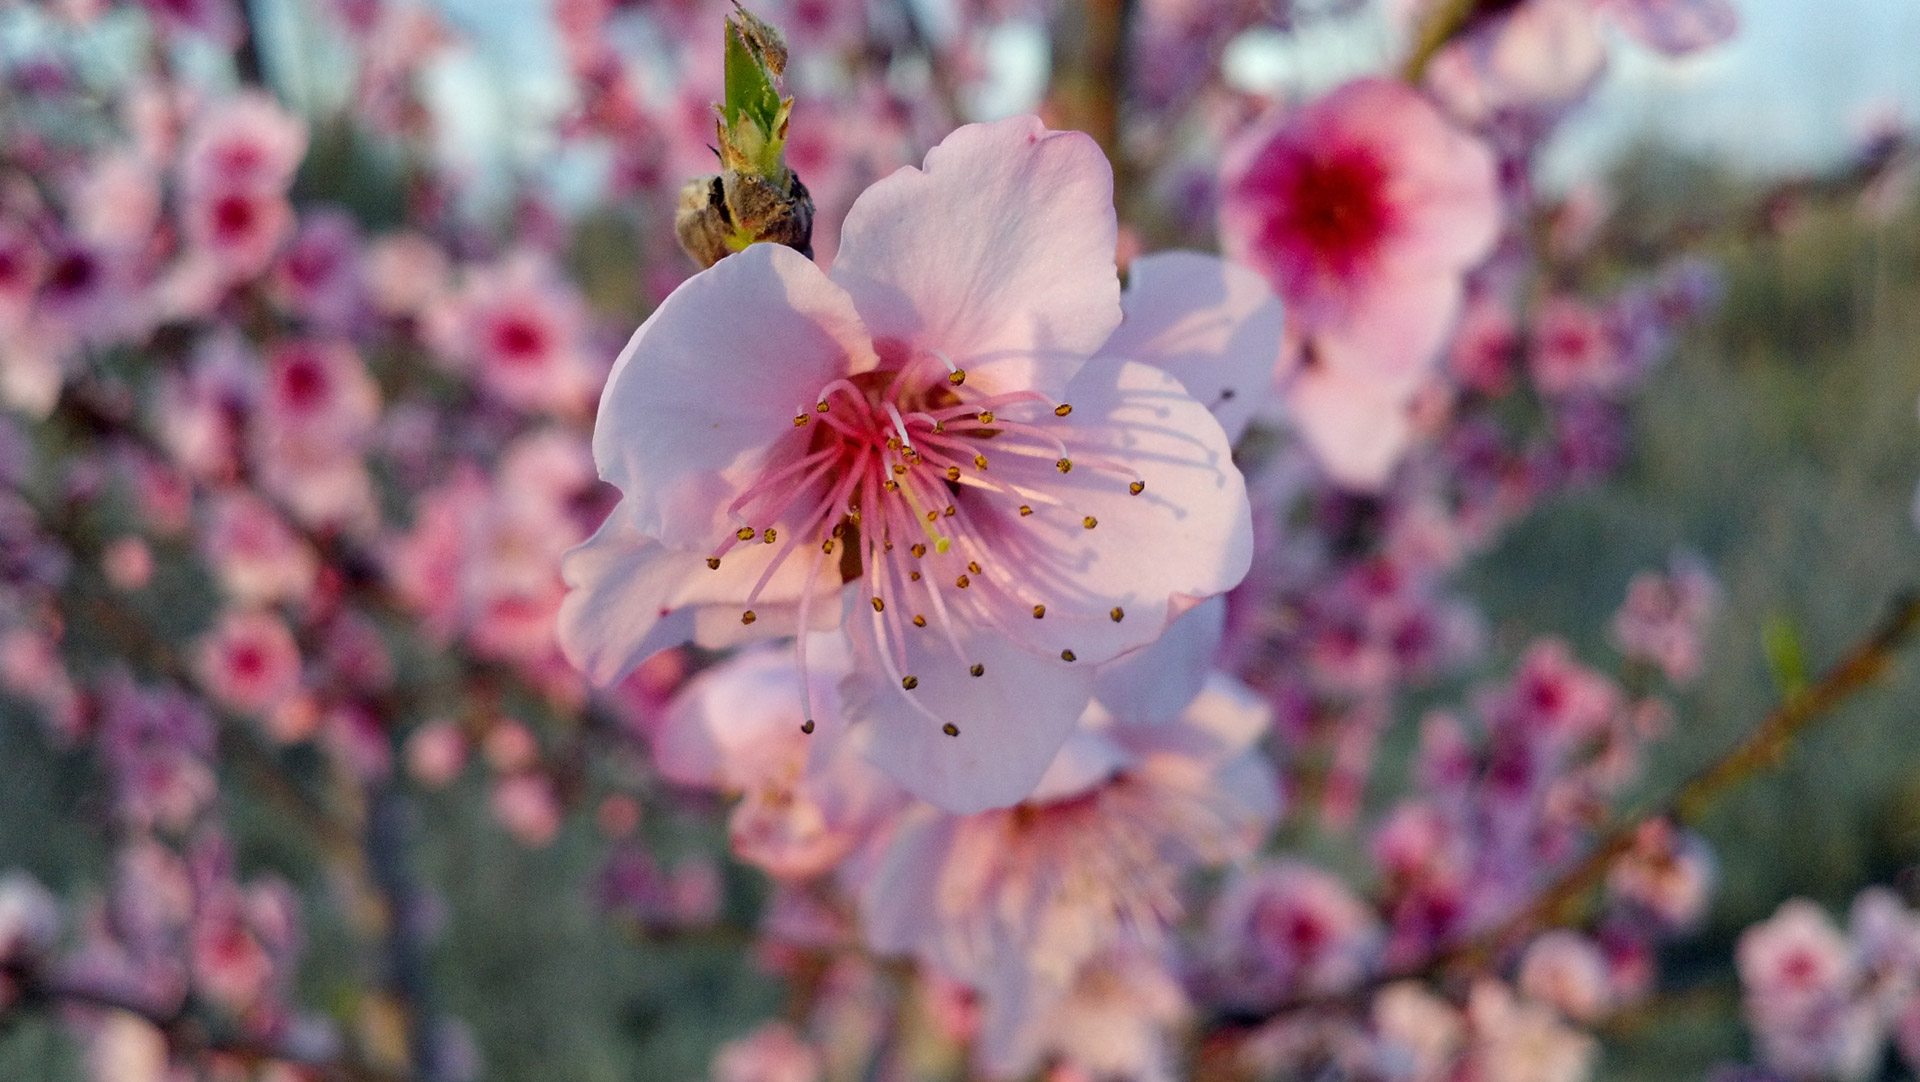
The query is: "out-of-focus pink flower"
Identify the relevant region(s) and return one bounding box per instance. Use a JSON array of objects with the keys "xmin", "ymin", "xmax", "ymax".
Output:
[
  {"xmin": 1204, "ymin": 860, "xmax": 1383, "ymax": 1005},
  {"xmin": 0, "ymin": 871, "xmax": 61, "ymax": 967},
  {"xmin": 405, "ymin": 720, "xmax": 469, "ymax": 789},
  {"xmin": 1607, "ymin": 821, "xmax": 1716, "ymax": 930},
  {"xmin": 196, "ymin": 609, "xmax": 303, "ymax": 717},
  {"xmin": 1529, "ymin": 297, "xmax": 1626, "ymax": 398},
  {"xmin": 179, "ymin": 93, "xmax": 308, "ymax": 196},
  {"xmin": 1595, "ymin": 0, "xmax": 1738, "ymax": 56},
  {"xmin": 1449, "ymin": 293, "xmax": 1520, "ymax": 396},
  {"xmin": 709, "ymin": 1021, "xmax": 822, "ymax": 1082},
  {"xmin": 249, "ymin": 339, "xmax": 381, "ymax": 530},
  {"xmin": 562, "ymin": 116, "xmax": 1260, "ymax": 813},
  {"xmin": 425, "ymin": 252, "xmax": 600, "ymax": 416},
  {"xmin": 103, "ymin": 537, "xmax": 154, "ymax": 591},
  {"xmin": 654, "ymin": 639, "xmax": 901, "ymax": 879},
  {"xmin": 1610, "ymin": 555, "xmax": 1720, "ymax": 684},
  {"xmin": 1374, "ymin": 981, "xmax": 1467, "ymax": 1082},
  {"xmin": 139, "ymin": 0, "xmax": 244, "ymax": 45},
  {"xmin": 271, "ymin": 210, "xmax": 364, "ymax": 330},
  {"xmin": 363, "ymin": 232, "xmax": 450, "ymax": 318},
  {"xmin": 1739, "ymin": 900, "xmax": 1858, "ymax": 1012},
  {"xmin": 857, "ymin": 672, "xmax": 1279, "ymax": 1077},
  {"xmin": 1518, "ymin": 931, "xmax": 1612, "ymax": 1023},
  {"xmin": 491, "ymin": 773, "xmax": 562, "ymax": 848},
  {"xmin": 1460, "ymin": 979, "xmax": 1597, "ymax": 1082},
  {"xmin": 1220, "ymin": 78, "xmax": 1500, "ymax": 490},
  {"xmin": 201, "ymin": 490, "xmax": 319, "ymax": 605}
]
